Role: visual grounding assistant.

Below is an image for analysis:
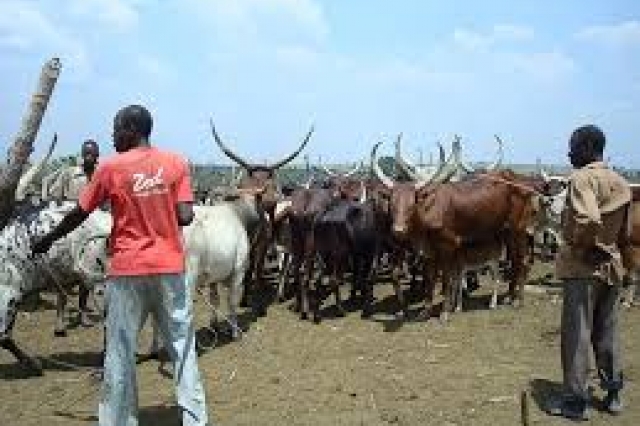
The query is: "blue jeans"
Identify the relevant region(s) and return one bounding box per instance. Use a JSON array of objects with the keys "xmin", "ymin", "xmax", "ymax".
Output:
[{"xmin": 98, "ymin": 274, "xmax": 209, "ymax": 426}]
